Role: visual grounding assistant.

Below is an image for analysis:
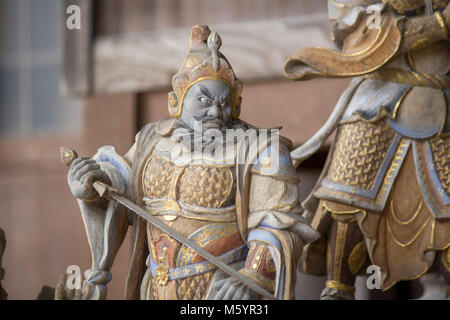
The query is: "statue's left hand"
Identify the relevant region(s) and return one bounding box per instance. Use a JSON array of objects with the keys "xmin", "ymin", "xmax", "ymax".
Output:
[{"xmin": 211, "ymin": 277, "xmax": 259, "ymax": 300}]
